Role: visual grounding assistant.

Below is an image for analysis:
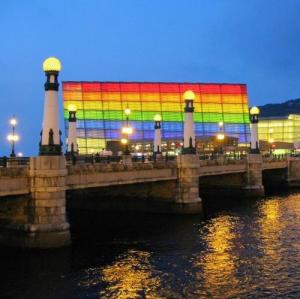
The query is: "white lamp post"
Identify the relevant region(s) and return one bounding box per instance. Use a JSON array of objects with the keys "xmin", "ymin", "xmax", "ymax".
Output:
[
  {"xmin": 182, "ymin": 90, "xmax": 196, "ymax": 154},
  {"xmin": 40, "ymin": 57, "xmax": 62, "ymax": 155},
  {"xmin": 67, "ymin": 104, "xmax": 78, "ymax": 154},
  {"xmin": 249, "ymin": 106, "xmax": 260, "ymax": 154},
  {"xmin": 153, "ymin": 114, "xmax": 162, "ymax": 154},
  {"xmin": 7, "ymin": 117, "xmax": 19, "ymax": 157}
]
